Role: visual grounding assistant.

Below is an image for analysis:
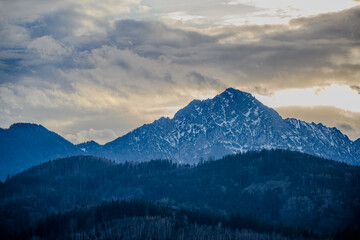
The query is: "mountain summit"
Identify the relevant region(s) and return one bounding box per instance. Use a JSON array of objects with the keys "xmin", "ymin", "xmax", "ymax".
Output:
[
  {"xmin": 84, "ymin": 88, "xmax": 360, "ymax": 165},
  {"xmin": 0, "ymin": 123, "xmax": 81, "ymax": 180}
]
